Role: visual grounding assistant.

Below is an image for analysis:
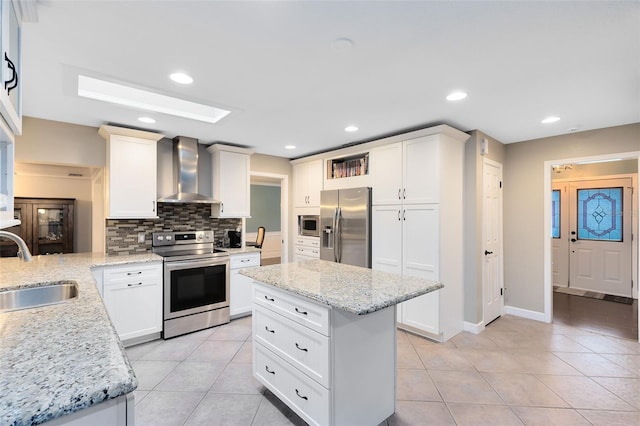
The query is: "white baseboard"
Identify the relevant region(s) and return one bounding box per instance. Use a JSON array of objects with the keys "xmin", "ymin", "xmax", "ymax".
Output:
[
  {"xmin": 504, "ymin": 305, "xmax": 547, "ymax": 323},
  {"xmin": 463, "ymin": 321, "xmax": 485, "ymax": 334}
]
